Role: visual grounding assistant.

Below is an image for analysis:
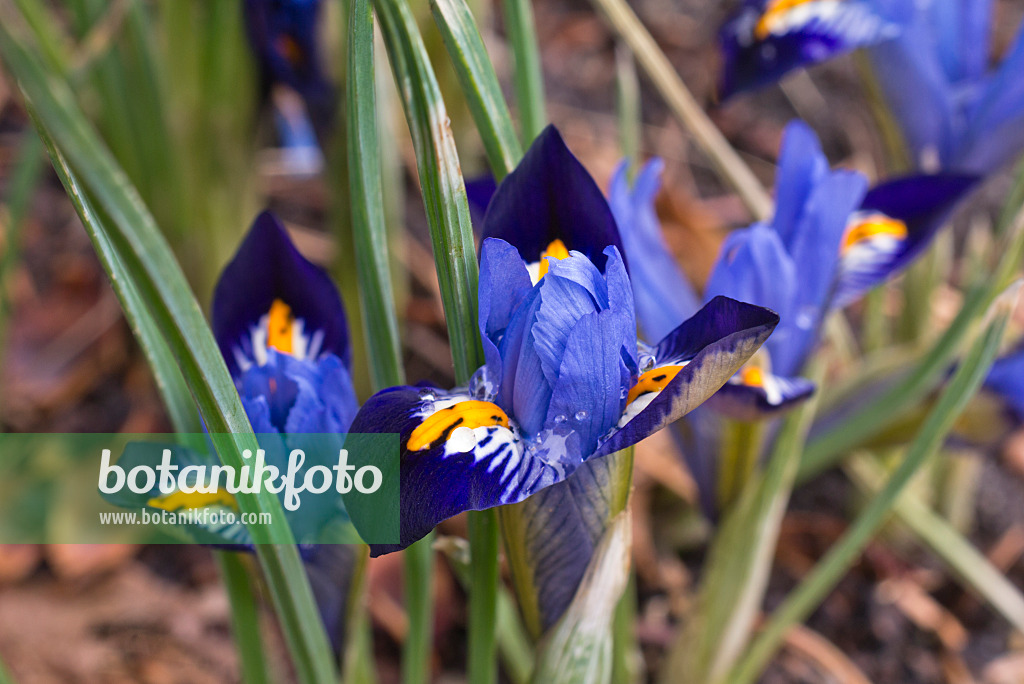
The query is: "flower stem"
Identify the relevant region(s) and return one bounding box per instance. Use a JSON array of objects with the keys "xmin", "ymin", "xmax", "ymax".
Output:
[
  {"xmin": 468, "ymin": 509, "xmax": 501, "ymax": 684},
  {"xmin": 216, "ymin": 552, "xmax": 271, "ymax": 684}
]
